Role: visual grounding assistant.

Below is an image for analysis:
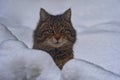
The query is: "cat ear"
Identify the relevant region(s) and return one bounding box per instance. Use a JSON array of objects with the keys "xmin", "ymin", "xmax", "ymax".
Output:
[
  {"xmin": 63, "ymin": 8, "xmax": 71, "ymax": 21},
  {"xmin": 40, "ymin": 8, "xmax": 49, "ymax": 21}
]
